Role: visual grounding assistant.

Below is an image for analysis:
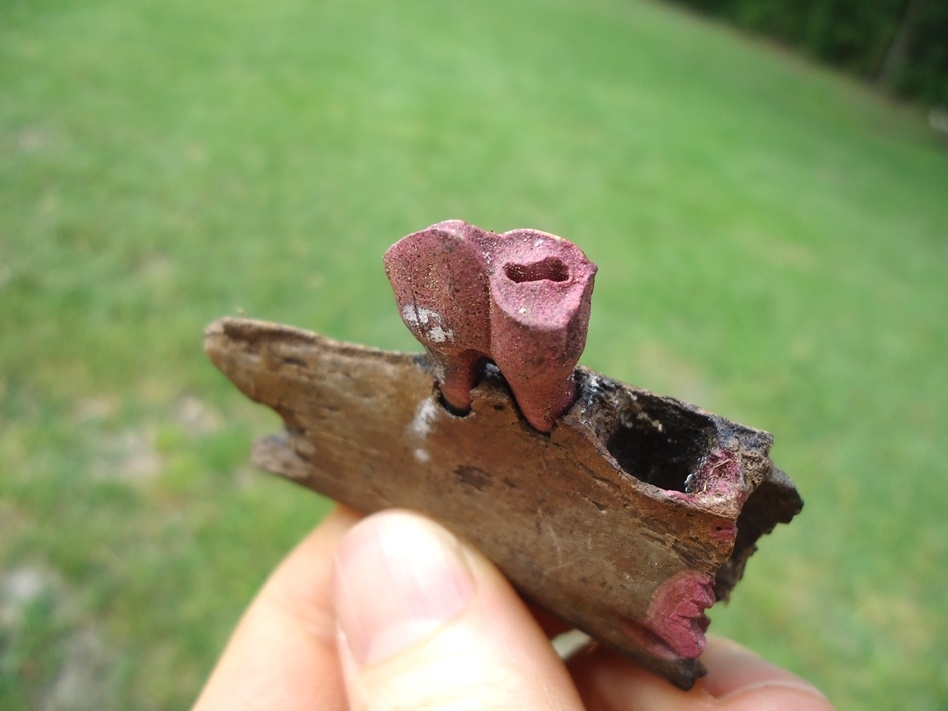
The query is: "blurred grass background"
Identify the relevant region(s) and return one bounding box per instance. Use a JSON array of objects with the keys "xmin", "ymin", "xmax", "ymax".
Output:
[{"xmin": 1, "ymin": 0, "xmax": 945, "ymax": 708}]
